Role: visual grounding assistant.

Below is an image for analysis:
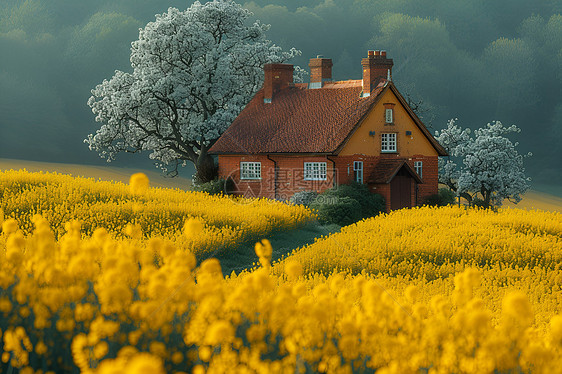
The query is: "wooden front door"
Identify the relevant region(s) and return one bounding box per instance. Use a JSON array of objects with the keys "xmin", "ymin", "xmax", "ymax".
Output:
[{"xmin": 390, "ymin": 168, "xmax": 412, "ymax": 210}]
